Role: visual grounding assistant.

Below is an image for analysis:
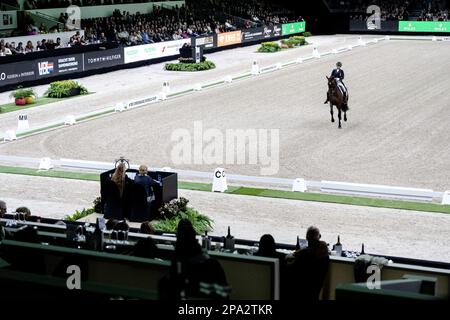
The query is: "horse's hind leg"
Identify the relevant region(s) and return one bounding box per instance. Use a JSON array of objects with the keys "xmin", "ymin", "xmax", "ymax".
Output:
[
  {"xmin": 344, "ymin": 111, "xmax": 347, "ymax": 122},
  {"xmin": 338, "ymin": 108, "xmax": 342, "ymax": 129},
  {"xmin": 330, "ymin": 104, "xmax": 334, "ymax": 123}
]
